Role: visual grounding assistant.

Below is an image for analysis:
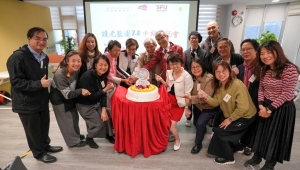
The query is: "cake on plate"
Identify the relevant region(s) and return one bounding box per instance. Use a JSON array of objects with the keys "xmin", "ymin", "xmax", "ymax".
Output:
[{"xmin": 126, "ymin": 68, "xmax": 160, "ymax": 102}]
